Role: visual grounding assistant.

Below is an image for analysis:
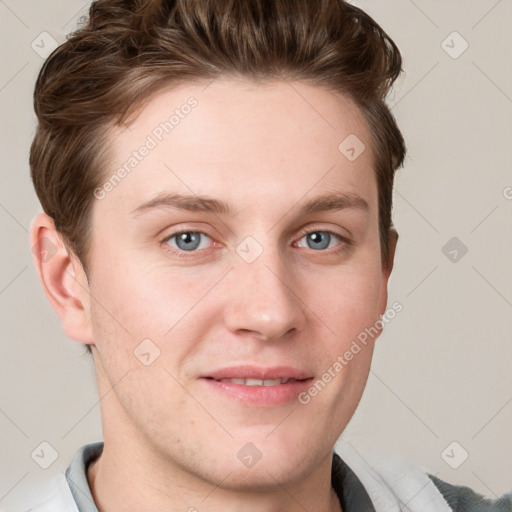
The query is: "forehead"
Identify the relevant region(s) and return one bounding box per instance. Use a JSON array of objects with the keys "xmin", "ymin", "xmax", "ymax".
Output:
[{"xmin": 100, "ymin": 78, "xmax": 377, "ymax": 217}]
